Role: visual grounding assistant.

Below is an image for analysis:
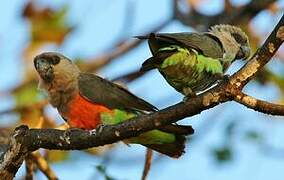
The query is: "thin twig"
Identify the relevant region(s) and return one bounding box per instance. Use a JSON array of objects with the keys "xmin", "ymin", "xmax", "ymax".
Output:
[
  {"xmin": 224, "ymin": 0, "xmax": 233, "ymax": 13},
  {"xmin": 30, "ymin": 151, "xmax": 58, "ymax": 180},
  {"xmin": 141, "ymin": 148, "xmax": 153, "ymax": 180},
  {"xmin": 25, "ymin": 154, "xmax": 34, "ymax": 180},
  {"xmin": 111, "ymin": 70, "xmax": 146, "ymax": 83}
]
